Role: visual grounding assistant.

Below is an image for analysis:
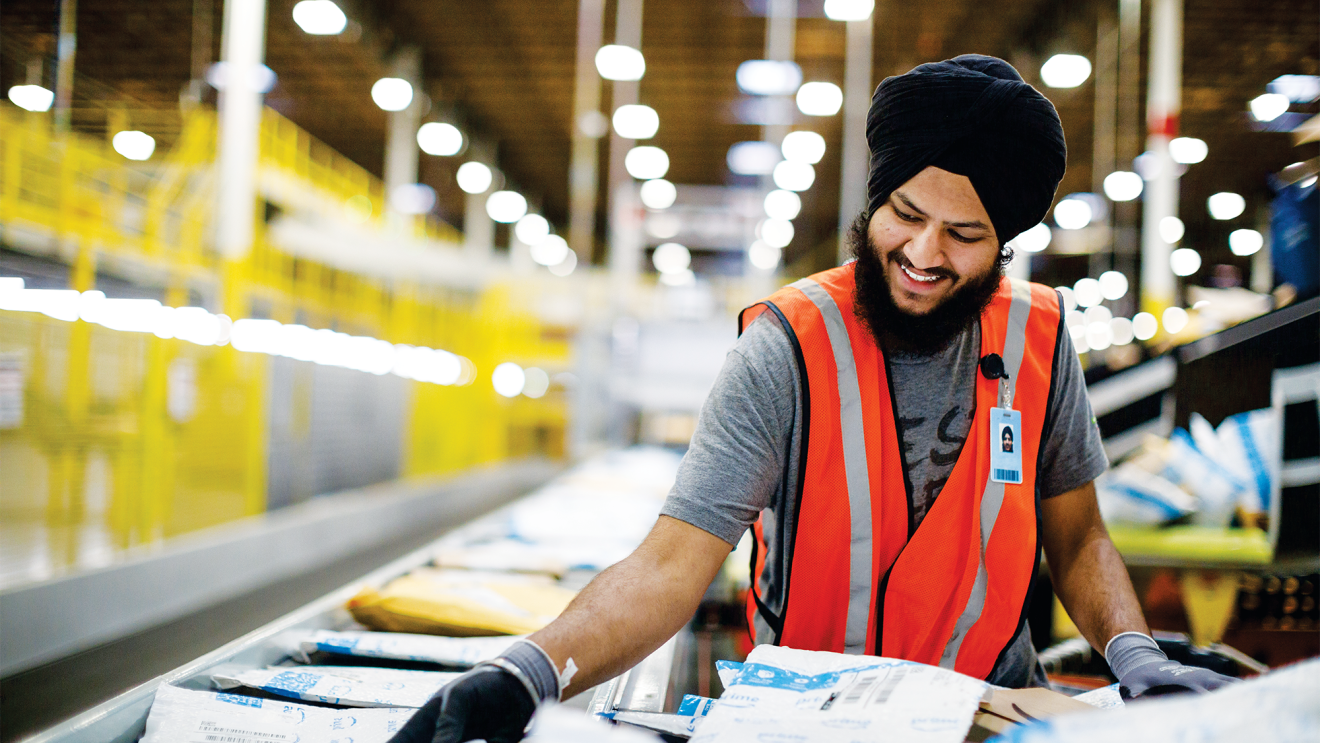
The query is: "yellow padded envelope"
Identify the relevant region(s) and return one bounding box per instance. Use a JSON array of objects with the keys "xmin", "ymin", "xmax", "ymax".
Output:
[{"xmin": 348, "ymin": 568, "xmax": 577, "ymax": 636}]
